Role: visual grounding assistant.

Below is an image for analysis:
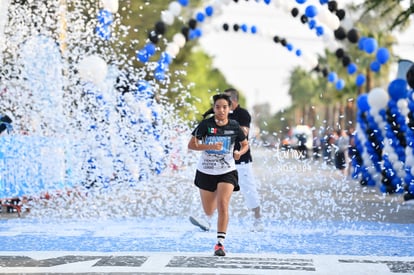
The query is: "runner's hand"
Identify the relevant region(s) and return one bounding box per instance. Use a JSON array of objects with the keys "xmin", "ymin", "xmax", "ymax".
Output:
[{"xmin": 233, "ymin": 150, "xmax": 241, "ymax": 160}]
